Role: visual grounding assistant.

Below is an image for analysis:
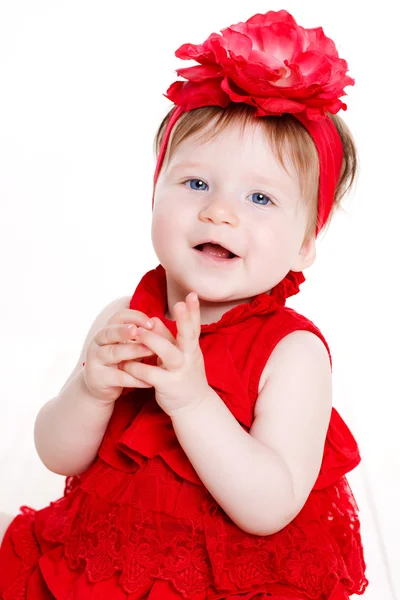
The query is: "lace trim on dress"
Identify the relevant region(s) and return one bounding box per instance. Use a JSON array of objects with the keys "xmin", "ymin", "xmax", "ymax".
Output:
[
  {"xmin": 2, "ymin": 461, "xmax": 367, "ymax": 600},
  {"xmin": 2, "ymin": 507, "xmax": 40, "ymax": 600}
]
